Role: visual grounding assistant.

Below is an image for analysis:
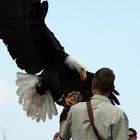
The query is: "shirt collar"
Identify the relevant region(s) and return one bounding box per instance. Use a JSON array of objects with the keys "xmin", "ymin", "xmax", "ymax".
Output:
[{"xmin": 90, "ymin": 95, "xmax": 112, "ymax": 103}]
